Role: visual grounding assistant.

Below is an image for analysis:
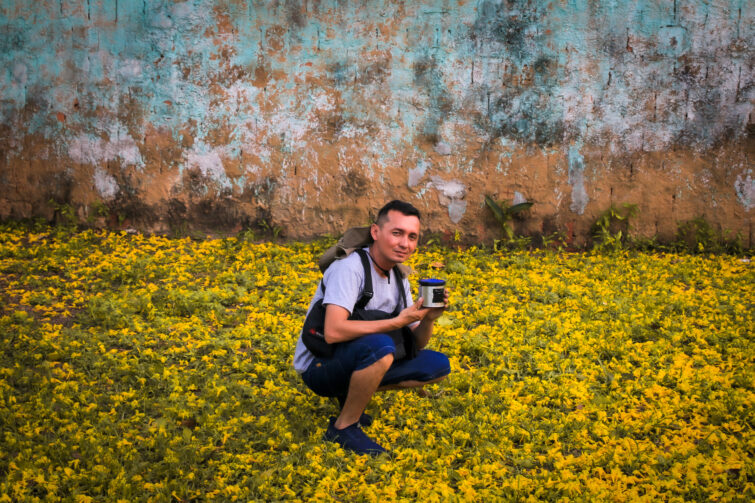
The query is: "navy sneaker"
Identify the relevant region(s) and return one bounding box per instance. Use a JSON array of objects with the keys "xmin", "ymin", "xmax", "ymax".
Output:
[
  {"xmin": 324, "ymin": 417, "xmax": 387, "ymax": 456},
  {"xmin": 335, "ymin": 396, "xmax": 373, "ymax": 427},
  {"xmin": 358, "ymin": 412, "xmax": 374, "ymax": 428}
]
